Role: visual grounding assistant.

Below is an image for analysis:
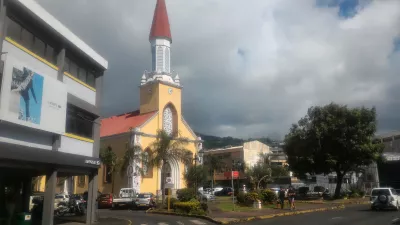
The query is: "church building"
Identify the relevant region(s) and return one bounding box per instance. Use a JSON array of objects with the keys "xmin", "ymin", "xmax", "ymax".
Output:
[{"xmin": 99, "ymin": 0, "xmax": 202, "ymax": 196}]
